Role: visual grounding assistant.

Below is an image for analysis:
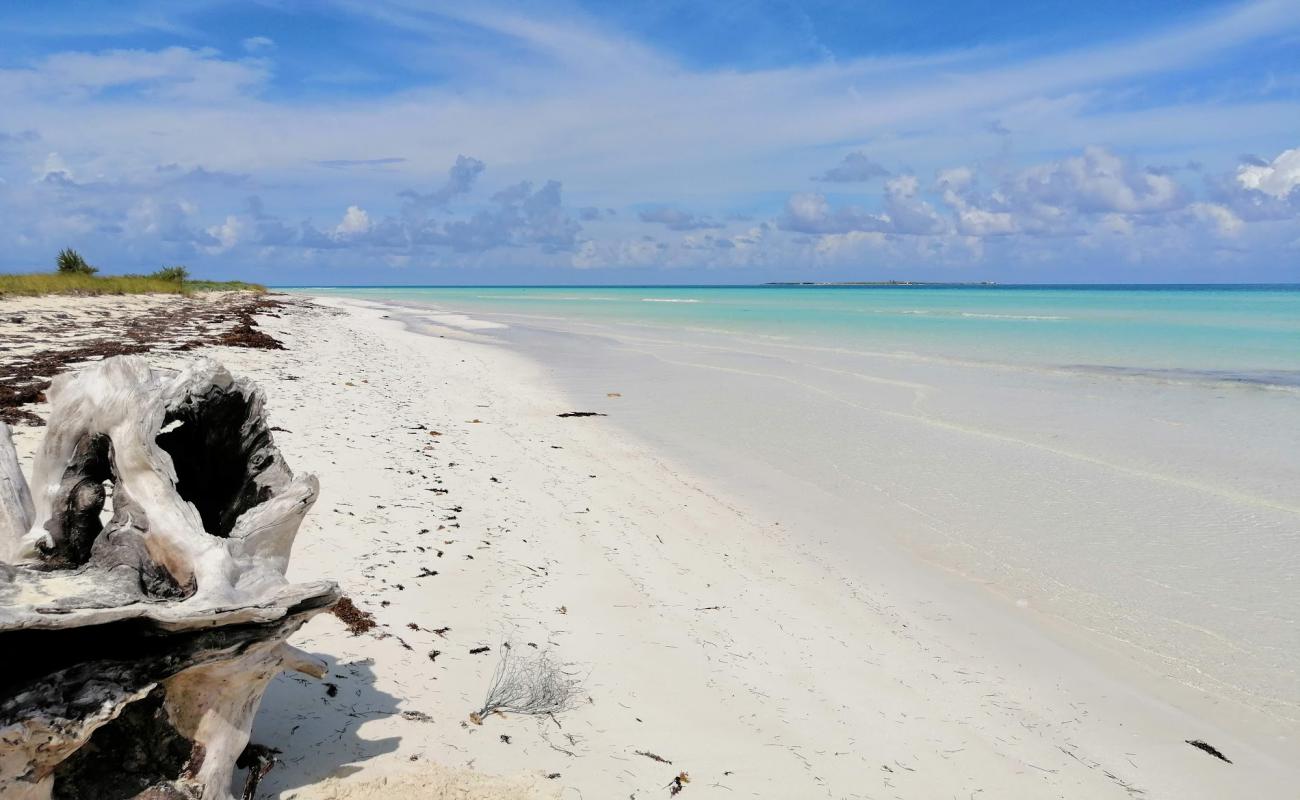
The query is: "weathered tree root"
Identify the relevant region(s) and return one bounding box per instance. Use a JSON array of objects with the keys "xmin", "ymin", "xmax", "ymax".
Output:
[{"xmin": 0, "ymin": 355, "xmax": 339, "ymax": 800}]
